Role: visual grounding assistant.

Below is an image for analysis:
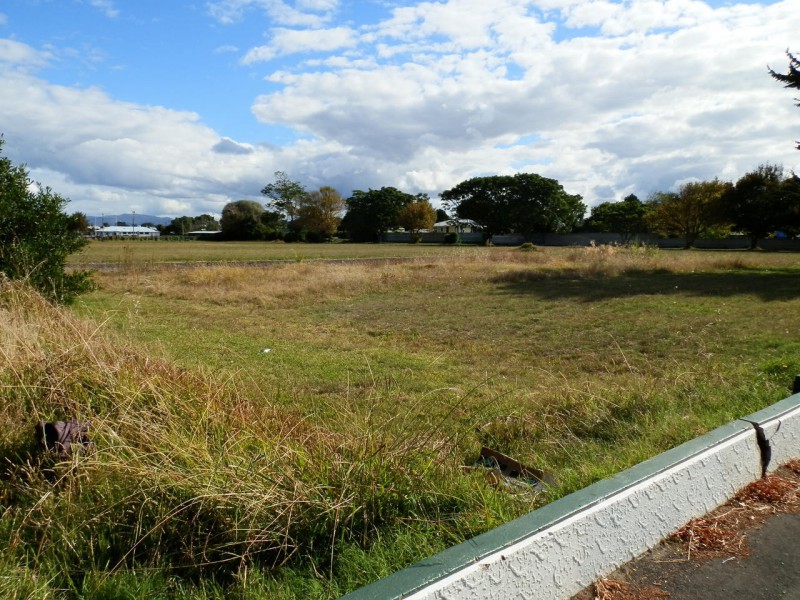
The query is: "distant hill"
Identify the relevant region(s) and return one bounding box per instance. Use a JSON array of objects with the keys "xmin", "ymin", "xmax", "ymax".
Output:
[{"xmin": 87, "ymin": 214, "xmax": 173, "ymax": 227}]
